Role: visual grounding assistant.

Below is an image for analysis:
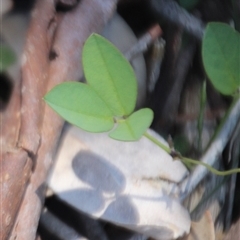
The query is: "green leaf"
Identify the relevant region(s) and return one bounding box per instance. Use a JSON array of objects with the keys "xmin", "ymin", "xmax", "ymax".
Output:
[
  {"xmin": 82, "ymin": 33, "xmax": 137, "ymax": 116},
  {"xmin": 0, "ymin": 44, "xmax": 16, "ymax": 72},
  {"xmin": 109, "ymin": 108, "xmax": 153, "ymax": 141},
  {"xmin": 202, "ymin": 22, "xmax": 240, "ymax": 95},
  {"xmin": 44, "ymin": 82, "xmax": 114, "ymax": 132}
]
